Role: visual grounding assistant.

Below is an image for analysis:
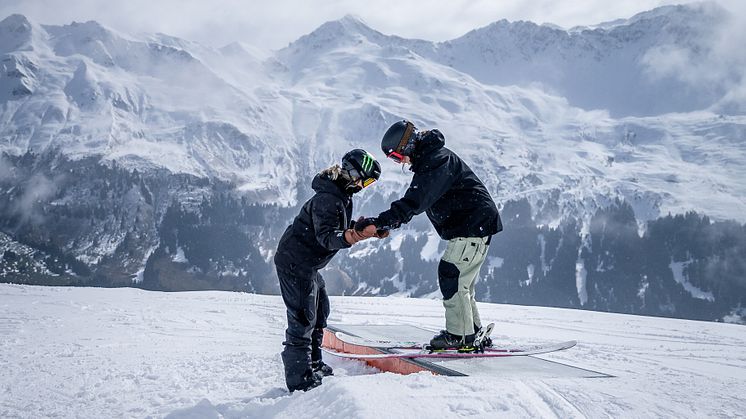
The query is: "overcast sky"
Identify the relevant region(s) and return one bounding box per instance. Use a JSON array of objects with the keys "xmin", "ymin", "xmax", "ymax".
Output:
[{"xmin": 0, "ymin": 0, "xmax": 729, "ymax": 51}]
